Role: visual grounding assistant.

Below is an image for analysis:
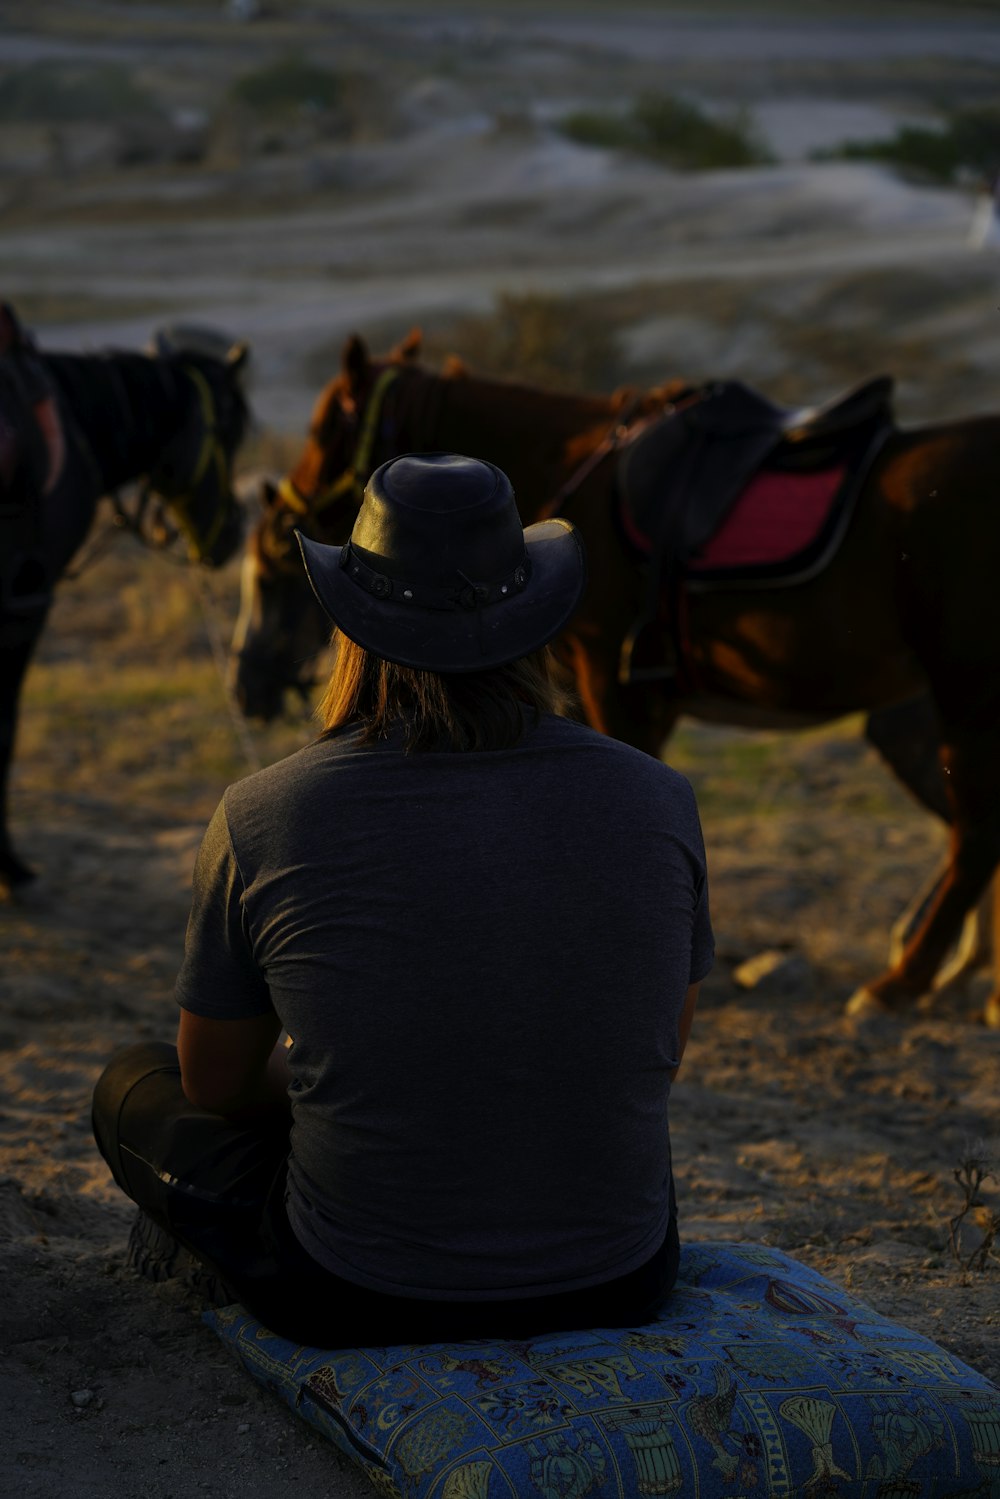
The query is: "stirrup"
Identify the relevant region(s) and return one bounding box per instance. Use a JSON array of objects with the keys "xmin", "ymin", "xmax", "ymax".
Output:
[{"xmin": 619, "ymin": 620, "xmax": 678, "ymax": 687}]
